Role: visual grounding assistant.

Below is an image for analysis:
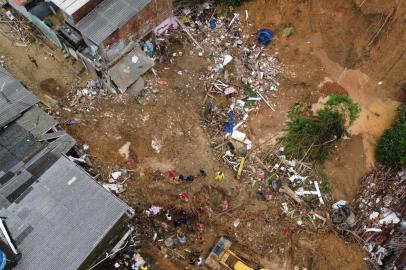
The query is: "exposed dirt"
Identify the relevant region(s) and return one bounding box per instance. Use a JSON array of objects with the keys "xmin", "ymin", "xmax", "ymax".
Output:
[
  {"xmin": 2, "ymin": 0, "xmax": 406, "ymax": 269},
  {"xmin": 322, "ymin": 135, "xmax": 368, "ymax": 202}
]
